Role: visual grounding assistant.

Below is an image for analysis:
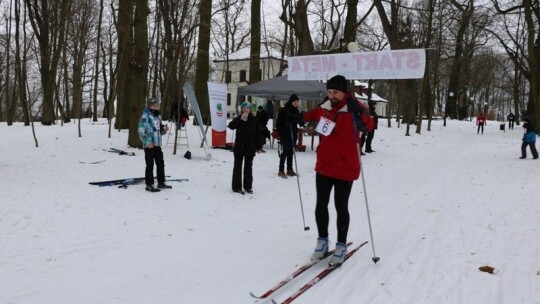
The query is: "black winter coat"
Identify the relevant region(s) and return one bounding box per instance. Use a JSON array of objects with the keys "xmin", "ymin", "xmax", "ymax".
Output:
[
  {"xmin": 228, "ymin": 115, "xmax": 261, "ymax": 156},
  {"xmin": 276, "ymin": 102, "xmax": 300, "ymax": 142}
]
